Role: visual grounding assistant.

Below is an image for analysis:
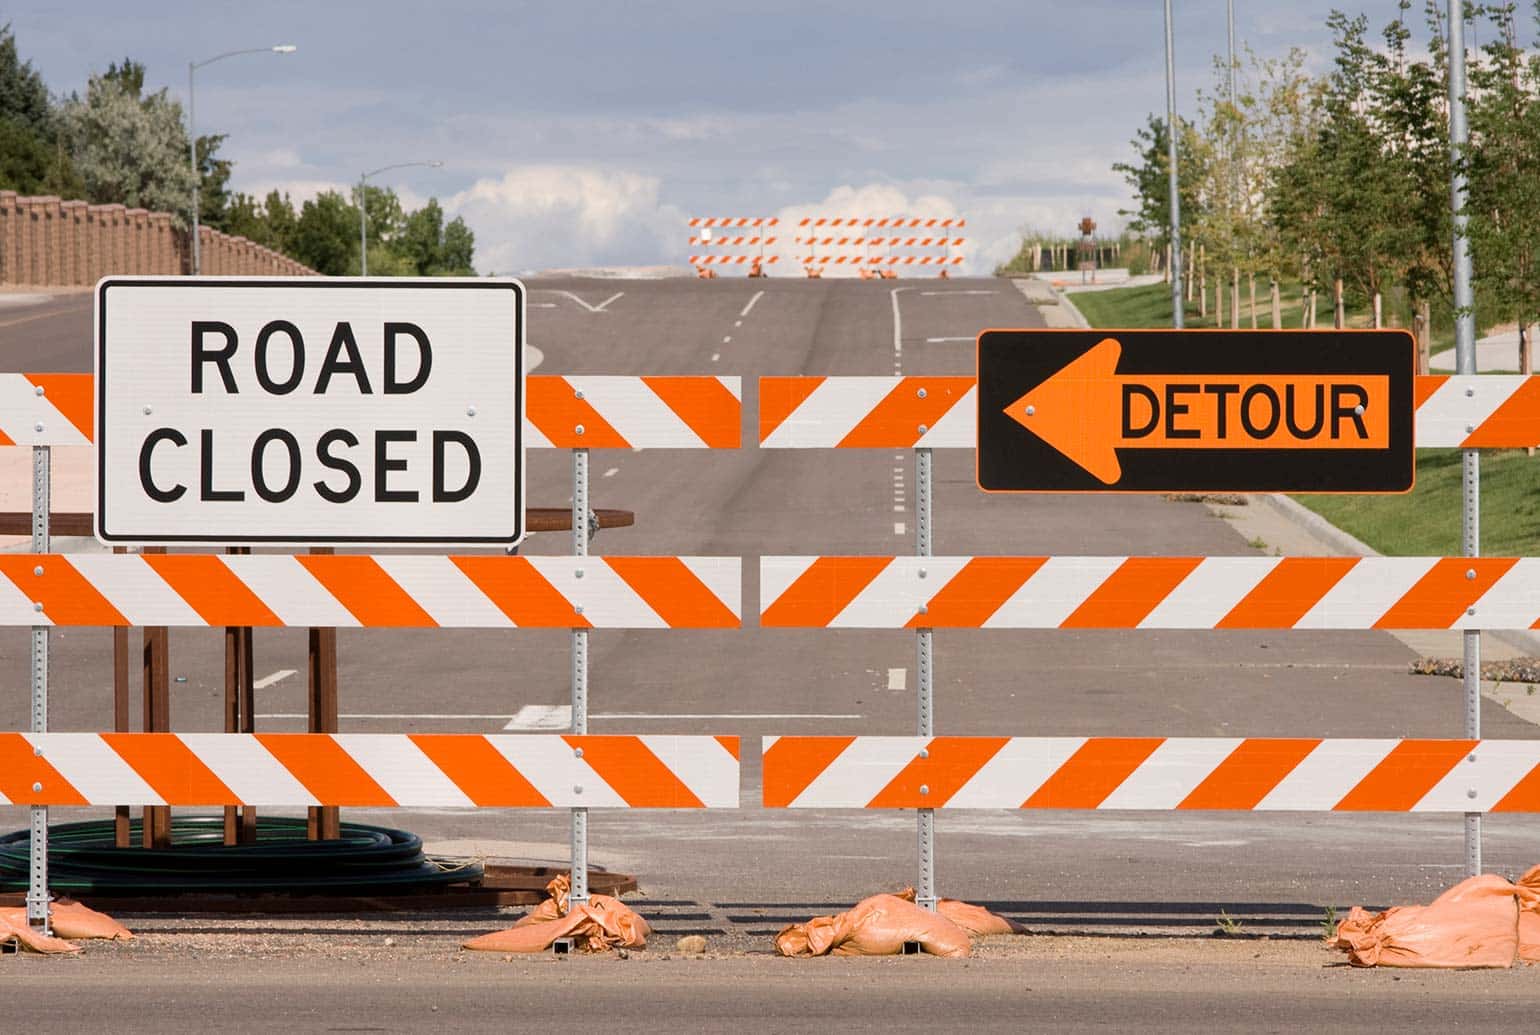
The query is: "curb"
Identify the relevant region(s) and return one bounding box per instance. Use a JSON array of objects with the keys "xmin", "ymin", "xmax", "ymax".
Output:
[{"xmin": 1051, "ymin": 287, "xmax": 1091, "ymax": 328}]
